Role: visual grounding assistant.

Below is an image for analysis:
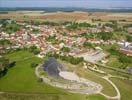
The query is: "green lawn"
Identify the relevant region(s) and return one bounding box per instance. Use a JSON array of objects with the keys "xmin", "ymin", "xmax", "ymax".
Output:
[
  {"xmin": 0, "ymin": 93, "xmax": 105, "ymax": 100},
  {"xmin": 98, "ymin": 66, "xmax": 132, "ymax": 79},
  {"xmin": 110, "ymin": 78, "xmax": 132, "ymax": 100},
  {"xmin": 0, "ymin": 50, "xmax": 106, "ymax": 100},
  {"xmin": 5, "ymin": 50, "xmax": 34, "ymax": 61},
  {"xmin": 86, "ymin": 94, "xmax": 107, "ymax": 100},
  {"xmin": 60, "ymin": 61, "xmax": 119, "ymax": 97},
  {"xmin": 106, "ymin": 55, "xmax": 123, "ymax": 68},
  {"xmin": 75, "ymin": 67, "xmax": 117, "ymax": 97},
  {"xmin": 63, "ymin": 61, "xmax": 117, "ymax": 97},
  {"xmin": 100, "ymin": 44, "xmax": 132, "ymax": 69}
]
